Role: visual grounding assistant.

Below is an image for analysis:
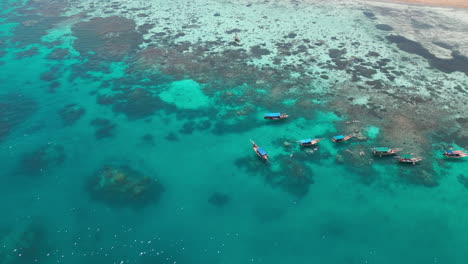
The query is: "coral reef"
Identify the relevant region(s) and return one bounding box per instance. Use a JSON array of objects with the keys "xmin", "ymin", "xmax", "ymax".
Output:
[
  {"xmin": 90, "ymin": 118, "xmax": 116, "ymax": 139},
  {"xmin": 72, "ymin": 16, "xmax": 143, "ymax": 61},
  {"xmin": 111, "ymin": 88, "xmax": 165, "ymax": 120},
  {"xmin": 86, "ymin": 165, "xmax": 164, "ymax": 208},
  {"xmin": 0, "ymin": 94, "xmax": 37, "ymax": 141},
  {"xmin": 0, "ymin": 221, "xmax": 50, "ymax": 264},
  {"xmin": 58, "ymin": 104, "xmax": 85, "ymax": 125},
  {"xmin": 235, "ymin": 154, "xmax": 314, "ymax": 198},
  {"xmin": 335, "ymin": 145, "xmax": 377, "ymax": 185},
  {"xmin": 19, "ymin": 143, "xmax": 65, "ymax": 175},
  {"xmin": 46, "ymin": 48, "xmax": 70, "ymax": 60},
  {"xmin": 398, "ymin": 166, "xmax": 439, "ymax": 187}
]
